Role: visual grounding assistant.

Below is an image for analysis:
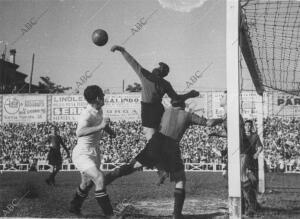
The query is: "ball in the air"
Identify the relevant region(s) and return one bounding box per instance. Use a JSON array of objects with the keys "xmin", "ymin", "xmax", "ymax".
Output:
[{"xmin": 92, "ymin": 29, "xmax": 108, "ymax": 46}]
